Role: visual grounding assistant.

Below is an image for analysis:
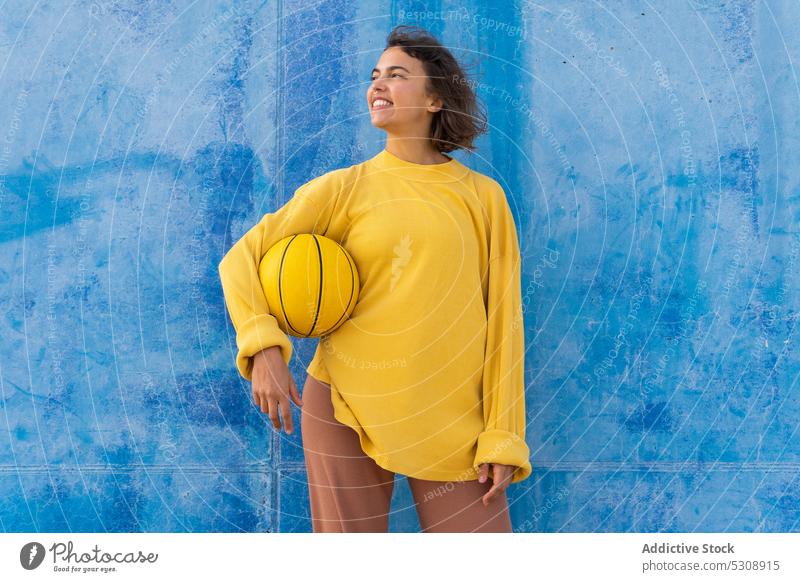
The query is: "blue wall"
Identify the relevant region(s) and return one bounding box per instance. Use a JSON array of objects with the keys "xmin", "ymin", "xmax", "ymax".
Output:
[{"xmin": 2, "ymin": 0, "xmax": 799, "ymax": 532}]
